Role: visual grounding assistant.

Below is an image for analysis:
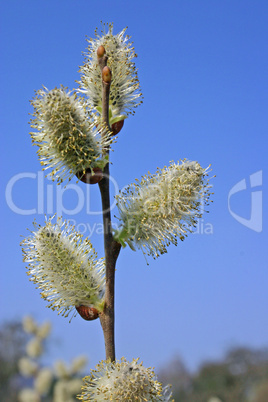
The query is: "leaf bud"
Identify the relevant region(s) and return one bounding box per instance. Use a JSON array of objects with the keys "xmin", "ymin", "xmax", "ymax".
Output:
[
  {"xmin": 112, "ymin": 119, "xmax": 124, "ymax": 135},
  {"xmin": 76, "ymin": 167, "xmax": 103, "ymax": 184},
  {"xmin": 76, "ymin": 305, "xmax": 99, "ymax": 321}
]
